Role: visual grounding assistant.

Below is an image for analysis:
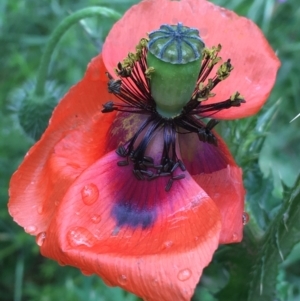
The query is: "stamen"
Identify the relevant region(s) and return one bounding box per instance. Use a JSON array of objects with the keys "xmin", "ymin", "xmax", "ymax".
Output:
[
  {"xmin": 165, "ymin": 179, "xmax": 174, "ymax": 192},
  {"xmin": 103, "ymin": 35, "xmax": 245, "ymax": 191},
  {"xmin": 172, "ymin": 174, "xmax": 186, "ymax": 180},
  {"xmin": 102, "ymin": 101, "xmax": 115, "ymax": 113},
  {"xmin": 117, "ymin": 160, "xmax": 129, "ymax": 166},
  {"xmin": 107, "ymin": 73, "xmax": 122, "ymax": 94},
  {"xmin": 178, "ymin": 160, "xmax": 186, "ymax": 171},
  {"xmin": 116, "ymin": 145, "xmax": 127, "ymax": 157}
]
